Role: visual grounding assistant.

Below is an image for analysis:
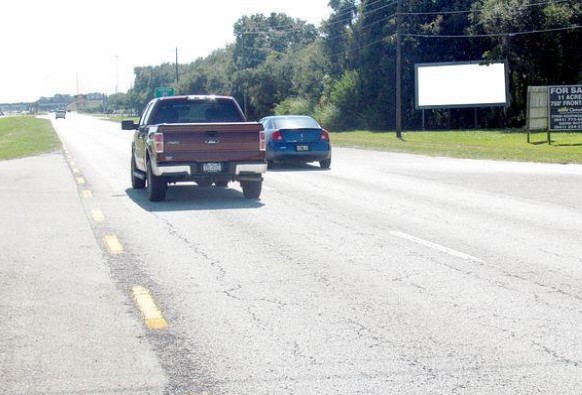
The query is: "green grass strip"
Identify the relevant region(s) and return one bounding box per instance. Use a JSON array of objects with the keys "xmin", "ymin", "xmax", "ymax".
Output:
[
  {"xmin": 99, "ymin": 115, "xmax": 139, "ymax": 123},
  {"xmin": 331, "ymin": 130, "xmax": 582, "ymax": 164},
  {"xmin": 0, "ymin": 116, "xmax": 60, "ymax": 161}
]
